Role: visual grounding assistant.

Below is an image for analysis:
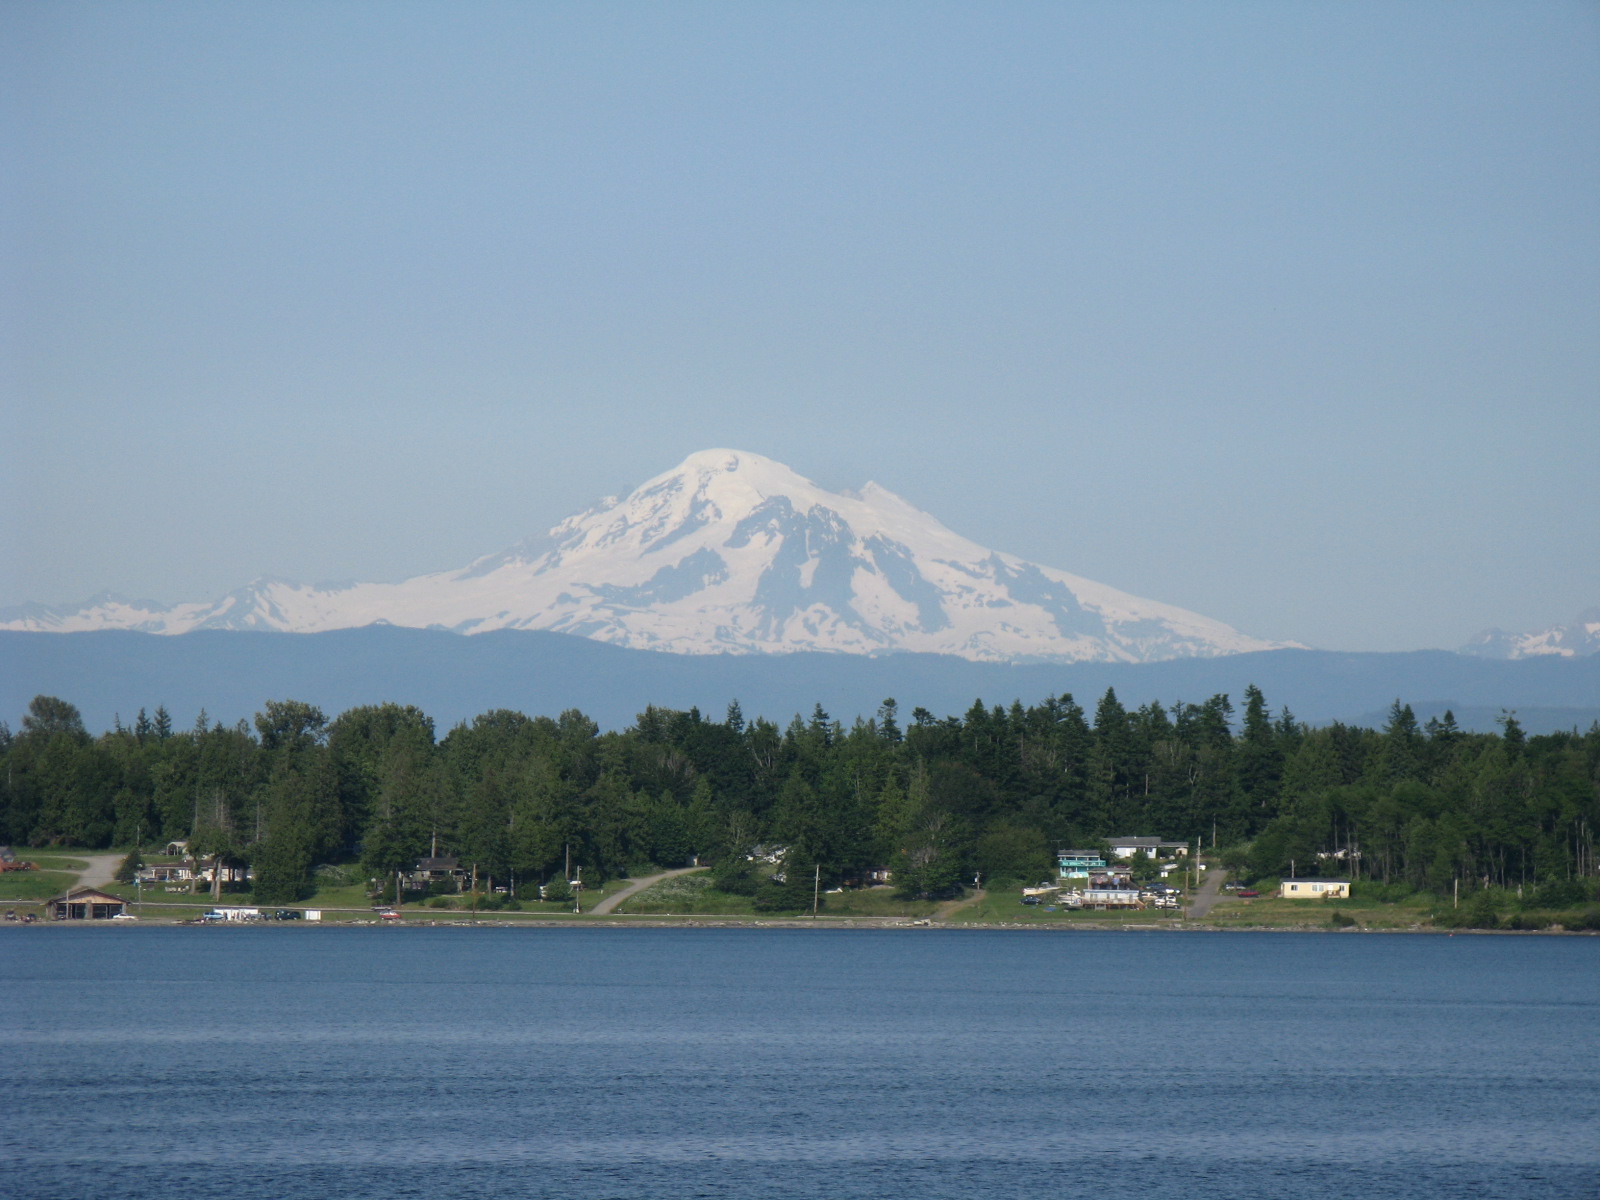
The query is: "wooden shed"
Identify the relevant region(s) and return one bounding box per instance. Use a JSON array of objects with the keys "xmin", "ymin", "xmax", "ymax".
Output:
[{"xmin": 47, "ymin": 886, "xmax": 128, "ymax": 920}]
